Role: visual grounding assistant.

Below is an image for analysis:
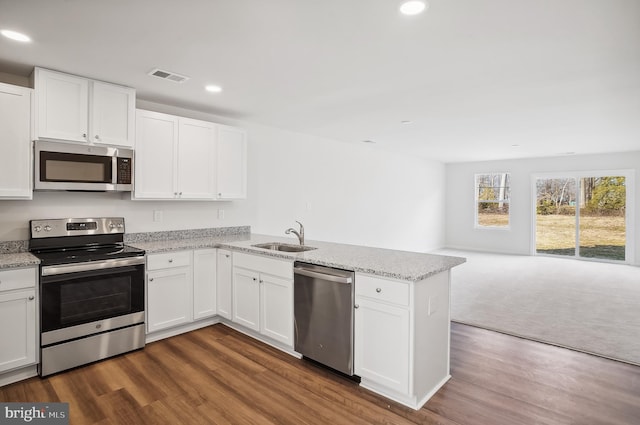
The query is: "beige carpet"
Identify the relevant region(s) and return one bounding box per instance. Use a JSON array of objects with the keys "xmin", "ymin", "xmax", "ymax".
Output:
[{"xmin": 436, "ymin": 249, "xmax": 640, "ymax": 365}]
